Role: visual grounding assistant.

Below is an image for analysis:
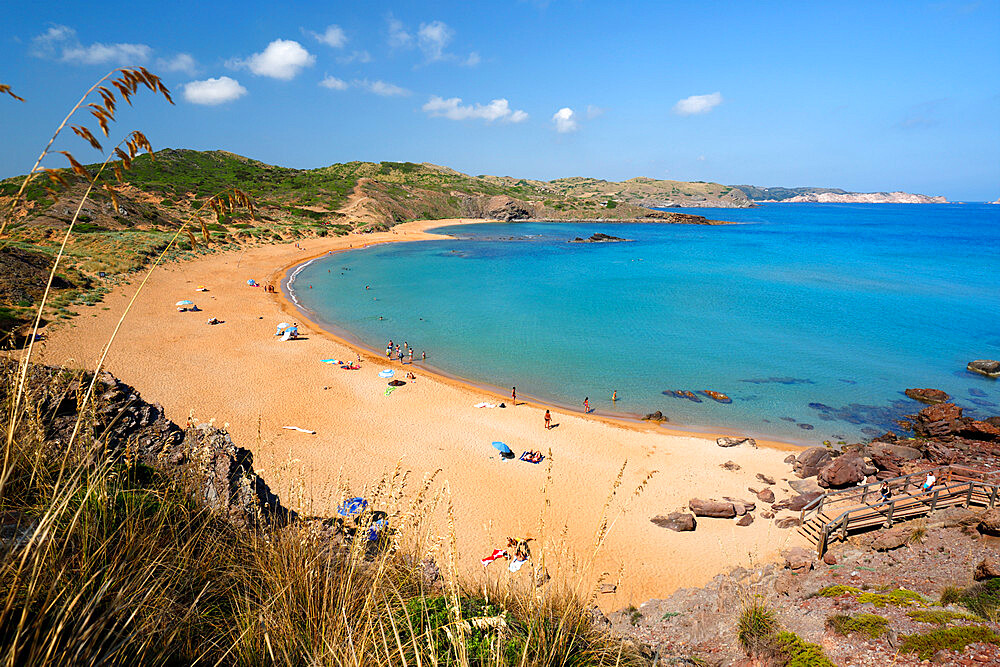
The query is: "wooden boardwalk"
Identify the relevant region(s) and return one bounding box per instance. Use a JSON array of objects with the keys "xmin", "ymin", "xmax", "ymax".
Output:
[{"xmin": 796, "ymin": 465, "xmax": 1000, "ymax": 556}]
